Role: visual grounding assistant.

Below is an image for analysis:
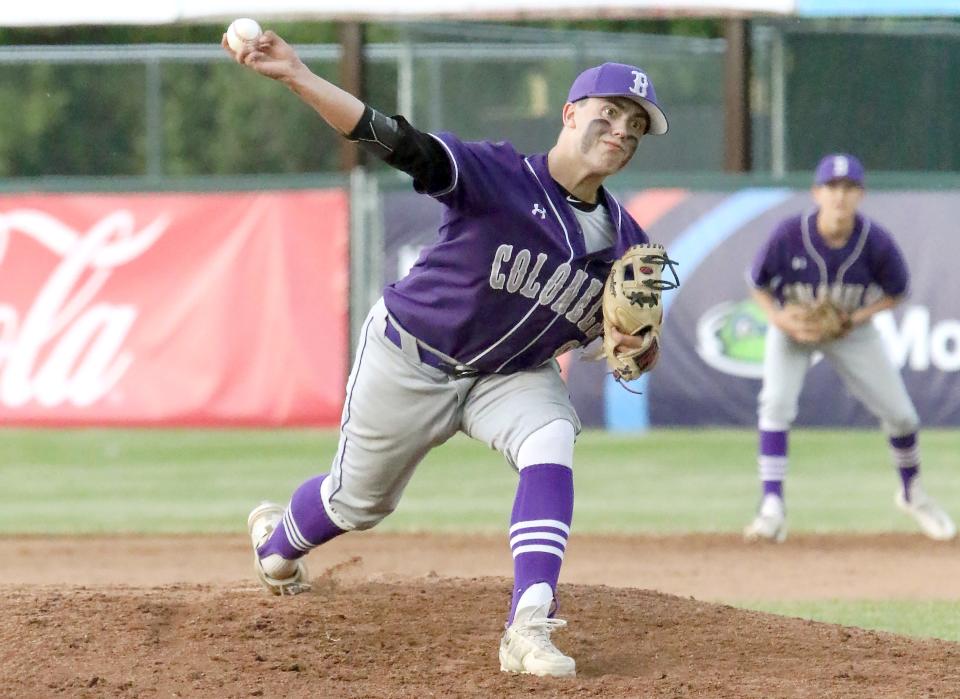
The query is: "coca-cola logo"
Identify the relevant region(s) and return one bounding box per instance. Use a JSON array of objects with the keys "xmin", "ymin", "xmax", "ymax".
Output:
[{"xmin": 0, "ymin": 209, "xmax": 169, "ymax": 408}]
